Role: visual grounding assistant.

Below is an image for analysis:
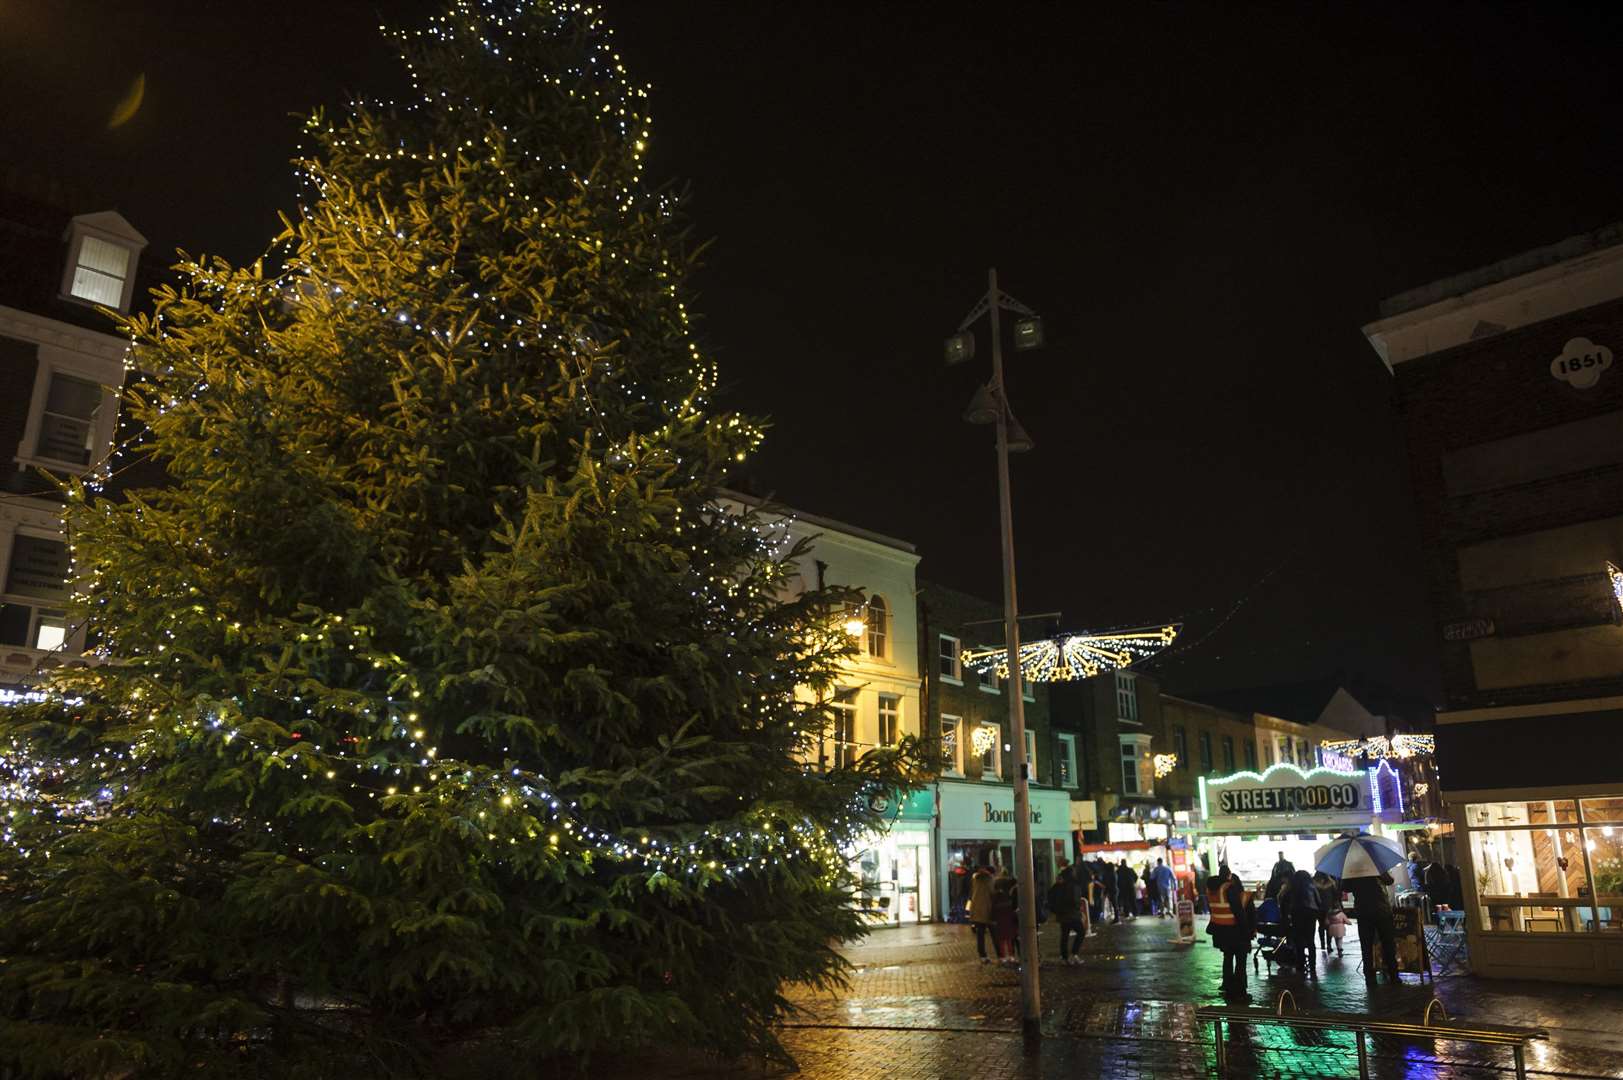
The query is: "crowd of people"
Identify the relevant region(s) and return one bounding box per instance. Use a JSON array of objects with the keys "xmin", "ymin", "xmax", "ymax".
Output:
[
  {"xmin": 1204, "ymin": 850, "xmax": 1408, "ymax": 995},
  {"xmin": 962, "ymin": 845, "xmax": 1447, "ymax": 997},
  {"xmin": 963, "ymin": 854, "xmax": 1186, "ymax": 968}
]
